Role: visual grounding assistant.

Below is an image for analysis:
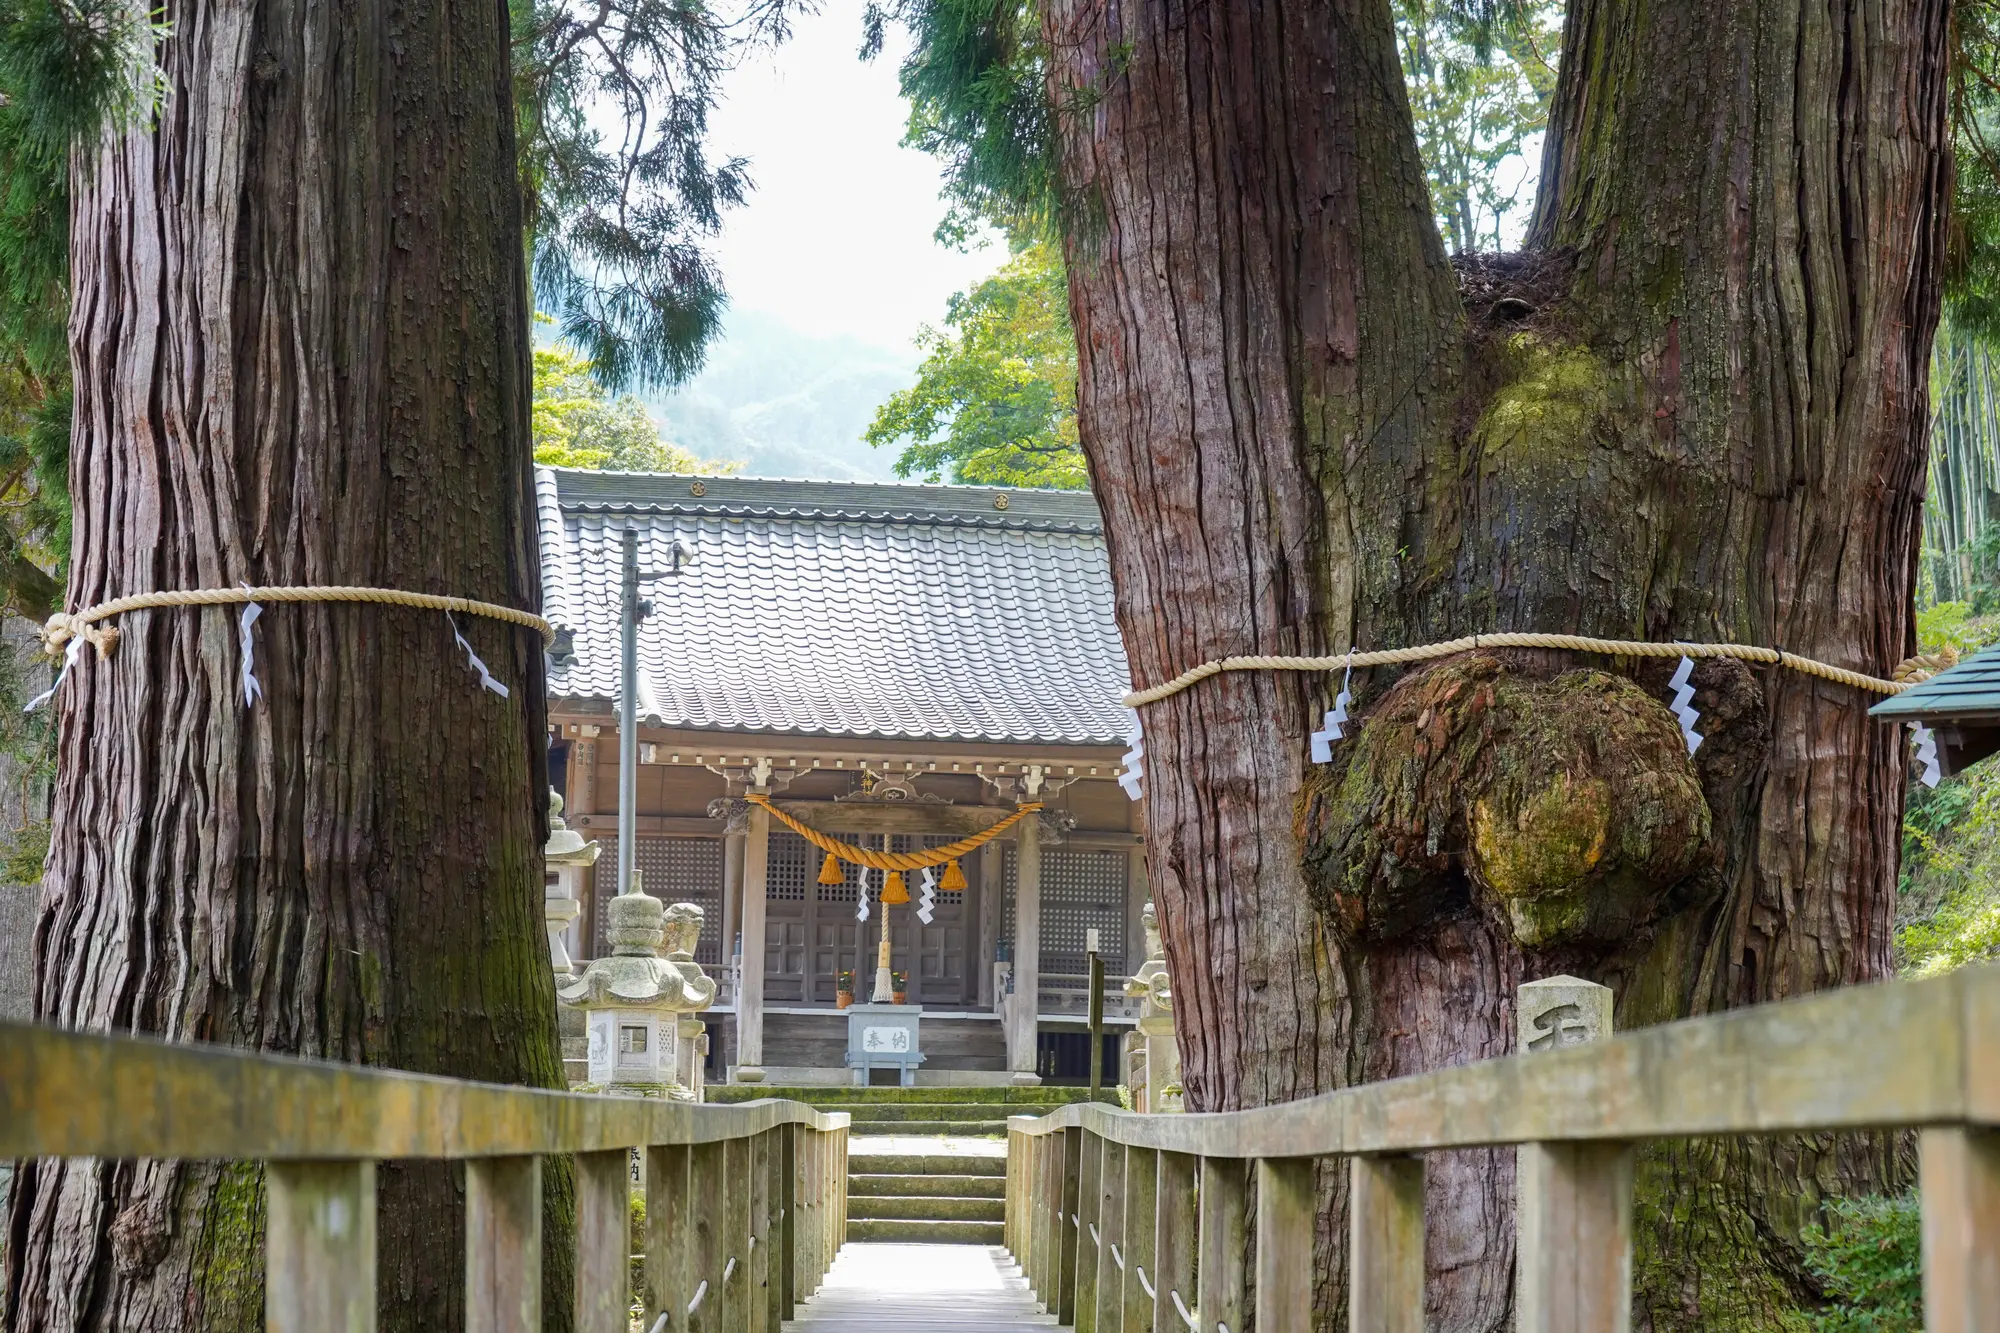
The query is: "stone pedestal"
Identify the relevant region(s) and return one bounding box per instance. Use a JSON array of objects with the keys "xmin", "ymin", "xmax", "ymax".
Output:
[
  {"xmin": 845, "ymin": 1003, "xmax": 925, "ymax": 1086},
  {"xmin": 543, "ymin": 790, "xmax": 600, "ymax": 976},
  {"xmin": 1517, "ymin": 974, "xmax": 1614, "ymax": 1052},
  {"xmin": 558, "ymin": 880, "xmax": 716, "ymax": 1099},
  {"xmin": 1123, "ymin": 900, "xmax": 1182, "ymax": 1112}
]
